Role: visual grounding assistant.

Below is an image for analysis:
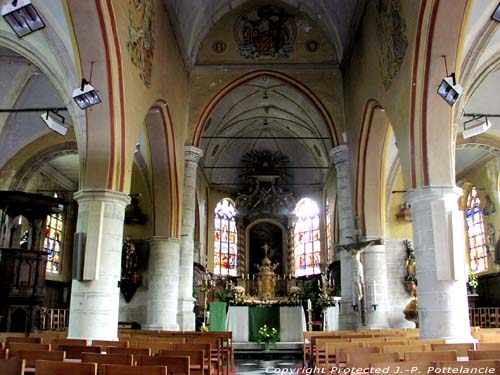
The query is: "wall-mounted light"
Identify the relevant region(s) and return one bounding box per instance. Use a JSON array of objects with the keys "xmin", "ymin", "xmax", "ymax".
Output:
[
  {"xmin": 40, "ymin": 110, "xmax": 68, "ymax": 136},
  {"xmin": 492, "ymin": 3, "xmax": 500, "ymax": 21},
  {"xmin": 72, "ymin": 78, "xmax": 101, "ymax": 110},
  {"xmin": 462, "ymin": 115, "xmax": 492, "ymax": 139},
  {"xmin": 437, "ymin": 73, "xmax": 463, "ymax": 106},
  {"xmin": 1, "ymin": 0, "xmax": 44, "ymax": 38}
]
